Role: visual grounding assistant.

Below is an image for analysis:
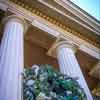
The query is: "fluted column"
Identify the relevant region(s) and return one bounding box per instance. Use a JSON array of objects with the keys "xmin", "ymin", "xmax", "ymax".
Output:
[
  {"xmin": 0, "ymin": 15, "xmax": 27, "ymax": 100},
  {"xmin": 56, "ymin": 41, "xmax": 93, "ymax": 100}
]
